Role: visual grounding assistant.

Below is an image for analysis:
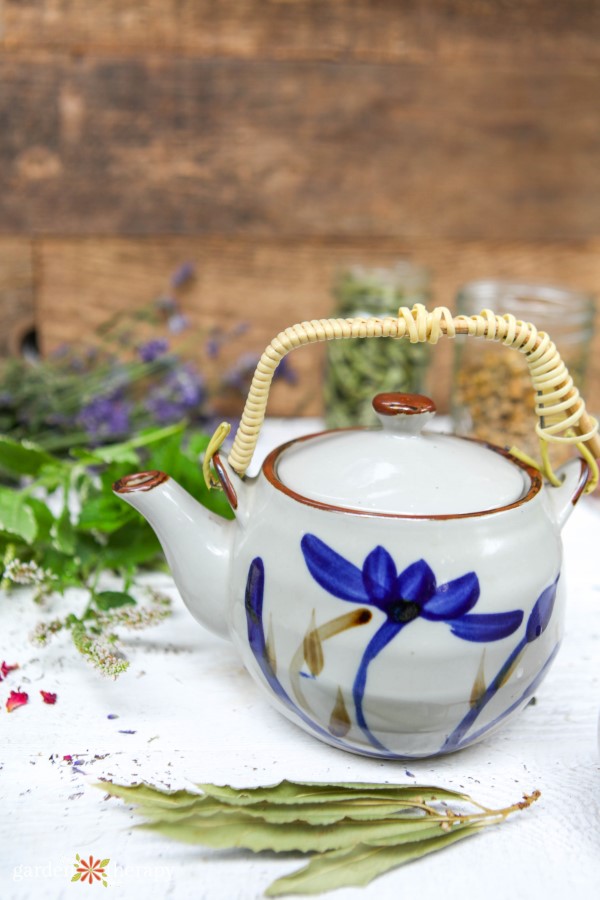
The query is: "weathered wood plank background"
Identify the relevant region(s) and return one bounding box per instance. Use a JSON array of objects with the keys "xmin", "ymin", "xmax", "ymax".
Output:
[{"xmin": 1, "ymin": 1, "xmax": 599, "ymax": 416}]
